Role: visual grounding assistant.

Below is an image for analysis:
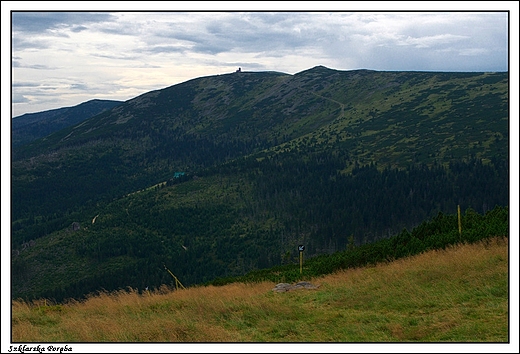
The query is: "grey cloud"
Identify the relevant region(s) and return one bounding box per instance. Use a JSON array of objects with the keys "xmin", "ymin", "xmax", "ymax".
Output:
[
  {"xmin": 91, "ymin": 53, "xmax": 141, "ymax": 61},
  {"xmin": 150, "ymin": 14, "xmax": 316, "ymax": 57},
  {"xmin": 12, "ymin": 12, "xmax": 115, "ymax": 33},
  {"xmin": 144, "ymin": 45, "xmax": 187, "ymax": 54},
  {"xmin": 348, "ymin": 37, "xmax": 504, "ymax": 72},
  {"xmin": 71, "ymin": 25, "xmax": 88, "ymax": 33},
  {"xmin": 98, "ymin": 26, "xmax": 140, "ymax": 36},
  {"xmin": 89, "ymin": 12, "xmax": 330, "ymax": 59},
  {"xmin": 203, "ymin": 15, "xmax": 312, "ymax": 50},
  {"xmin": 12, "ymin": 37, "xmax": 52, "ymax": 51},
  {"xmin": 12, "ymin": 93, "xmax": 31, "ymax": 104},
  {"xmin": 12, "ymin": 61, "xmax": 57, "ymax": 70},
  {"xmin": 11, "ymin": 81, "xmax": 41, "ymax": 88},
  {"xmin": 316, "ymin": 12, "xmax": 508, "ymax": 72},
  {"xmin": 29, "ymin": 64, "xmax": 55, "ymax": 70},
  {"xmin": 457, "ymin": 48, "xmax": 489, "ymax": 56},
  {"xmin": 190, "ymin": 41, "xmax": 231, "ymax": 55},
  {"xmin": 13, "ymin": 85, "xmax": 58, "ymax": 95},
  {"xmin": 246, "ymin": 12, "xmax": 296, "ymax": 25},
  {"xmin": 70, "ymin": 83, "xmax": 90, "ymax": 90},
  {"xmin": 393, "ymin": 34, "xmax": 469, "ymax": 49},
  {"xmin": 133, "ymin": 63, "xmax": 162, "ymax": 69}
]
